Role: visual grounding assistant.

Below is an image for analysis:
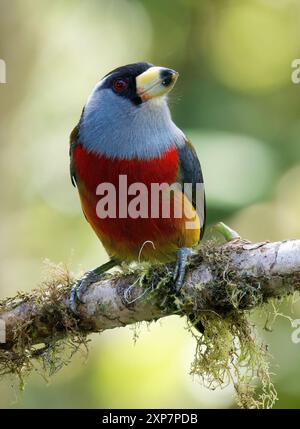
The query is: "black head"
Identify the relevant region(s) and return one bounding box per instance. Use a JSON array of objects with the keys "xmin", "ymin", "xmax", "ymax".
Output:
[{"xmin": 100, "ymin": 62, "xmax": 153, "ymax": 105}]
